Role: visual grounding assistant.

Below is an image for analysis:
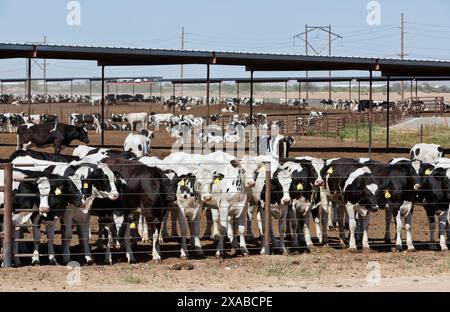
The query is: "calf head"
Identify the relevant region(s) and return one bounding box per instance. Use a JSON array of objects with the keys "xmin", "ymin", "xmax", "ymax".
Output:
[
  {"xmin": 177, "ymin": 173, "xmax": 197, "ymax": 202},
  {"xmin": 160, "ymin": 171, "xmax": 177, "ymax": 204},
  {"xmin": 420, "ymin": 167, "xmax": 450, "ymax": 213},
  {"xmin": 33, "ymin": 176, "xmax": 82, "ymax": 216},
  {"xmin": 194, "ymin": 169, "xmax": 215, "ymax": 203},
  {"xmin": 48, "ymin": 177, "xmax": 83, "ymax": 212},
  {"xmin": 358, "ymin": 181, "xmax": 380, "ymax": 213},
  {"xmin": 76, "ymin": 125, "xmax": 90, "ymax": 144},
  {"xmin": 84, "ymin": 164, "xmax": 120, "ymax": 201},
  {"xmin": 231, "ymin": 157, "xmax": 269, "ymax": 189}
]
